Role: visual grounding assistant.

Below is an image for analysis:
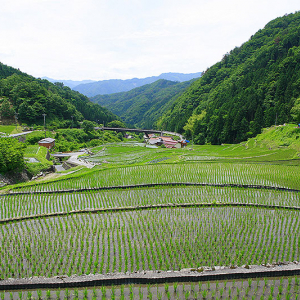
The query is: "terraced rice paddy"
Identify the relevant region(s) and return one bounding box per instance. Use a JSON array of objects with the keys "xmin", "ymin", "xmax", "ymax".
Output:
[
  {"xmin": 2, "ymin": 277, "xmax": 300, "ymax": 299},
  {"xmin": 1, "ymin": 142, "xmax": 300, "ymax": 298},
  {"xmin": 1, "ymin": 206, "xmax": 300, "ymax": 279},
  {"xmin": 1, "ymin": 186, "xmax": 300, "ymax": 220},
  {"xmin": 11, "ymin": 162, "xmax": 300, "ymax": 192}
]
